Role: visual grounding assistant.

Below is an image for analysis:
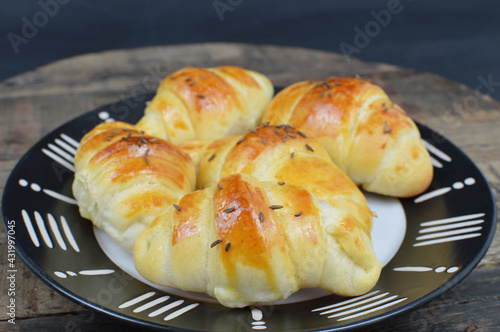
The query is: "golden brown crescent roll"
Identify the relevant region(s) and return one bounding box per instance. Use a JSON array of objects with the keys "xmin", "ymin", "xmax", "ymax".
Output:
[
  {"xmin": 136, "ymin": 66, "xmax": 274, "ymax": 144},
  {"xmin": 133, "ymin": 173, "xmax": 381, "ymax": 308},
  {"xmin": 179, "ymin": 125, "xmax": 373, "ymax": 232},
  {"xmin": 72, "ymin": 121, "xmax": 196, "ymax": 252},
  {"xmin": 261, "ymin": 77, "xmax": 433, "ymax": 197}
]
